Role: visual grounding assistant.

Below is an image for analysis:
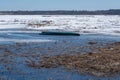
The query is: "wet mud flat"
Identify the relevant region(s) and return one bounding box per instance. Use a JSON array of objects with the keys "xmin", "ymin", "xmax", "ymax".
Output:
[{"xmin": 0, "ymin": 34, "xmax": 120, "ymax": 80}]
